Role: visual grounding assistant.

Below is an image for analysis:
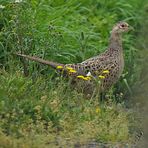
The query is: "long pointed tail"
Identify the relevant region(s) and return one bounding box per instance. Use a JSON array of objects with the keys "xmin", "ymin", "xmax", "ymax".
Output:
[{"xmin": 15, "ymin": 53, "xmax": 64, "ymax": 69}]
